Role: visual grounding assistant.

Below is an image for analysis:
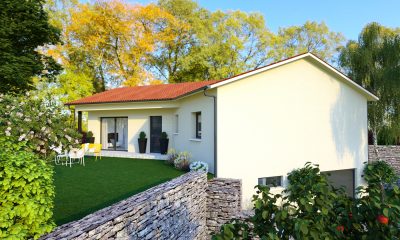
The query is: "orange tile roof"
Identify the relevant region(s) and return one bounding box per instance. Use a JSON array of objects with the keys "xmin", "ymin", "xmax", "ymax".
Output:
[{"xmin": 66, "ymin": 80, "xmax": 220, "ymax": 105}]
